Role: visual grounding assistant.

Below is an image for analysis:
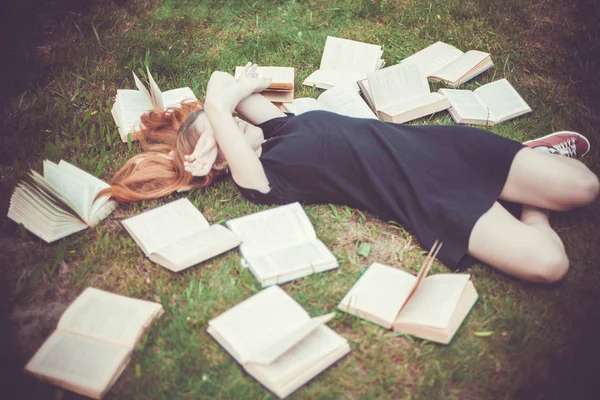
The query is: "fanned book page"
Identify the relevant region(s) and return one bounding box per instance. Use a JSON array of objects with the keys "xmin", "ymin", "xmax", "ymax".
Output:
[
  {"xmin": 226, "ymin": 203, "xmax": 338, "ymax": 286},
  {"xmin": 122, "ymin": 198, "xmax": 241, "ymax": 272}
]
